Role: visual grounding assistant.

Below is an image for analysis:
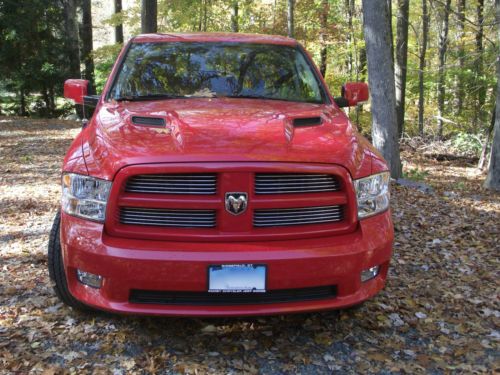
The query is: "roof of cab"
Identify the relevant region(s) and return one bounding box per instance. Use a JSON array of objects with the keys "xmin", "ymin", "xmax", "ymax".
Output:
[{"xmin": 132, "ymin": 32, "xmax": 298, "ymax": 46}]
